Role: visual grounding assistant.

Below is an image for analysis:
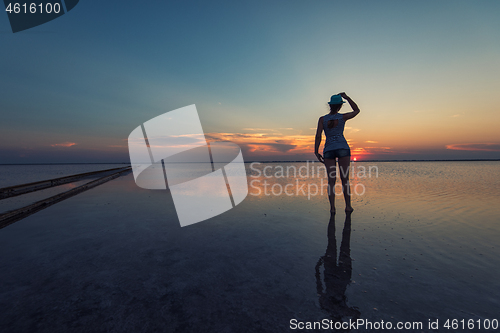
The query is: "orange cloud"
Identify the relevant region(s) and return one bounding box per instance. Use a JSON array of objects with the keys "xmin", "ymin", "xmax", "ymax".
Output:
[
  {"xmin": 446, "ymin": 143, "xmax": 500, "ymax": 152},
  {"xmin": 205, "ymin": 131, "xmax": 390, "ymax": 161},
  {"xmin": 206, "ymin": 132, "xmax": 313, "ymax": 156},
  {"xmin": 51, "ymin": 142, "xmax": 77, "ymax": 147},
  {"xmin": 350, "ymin": 146, "xmax": 395, "ymax": 160}
]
